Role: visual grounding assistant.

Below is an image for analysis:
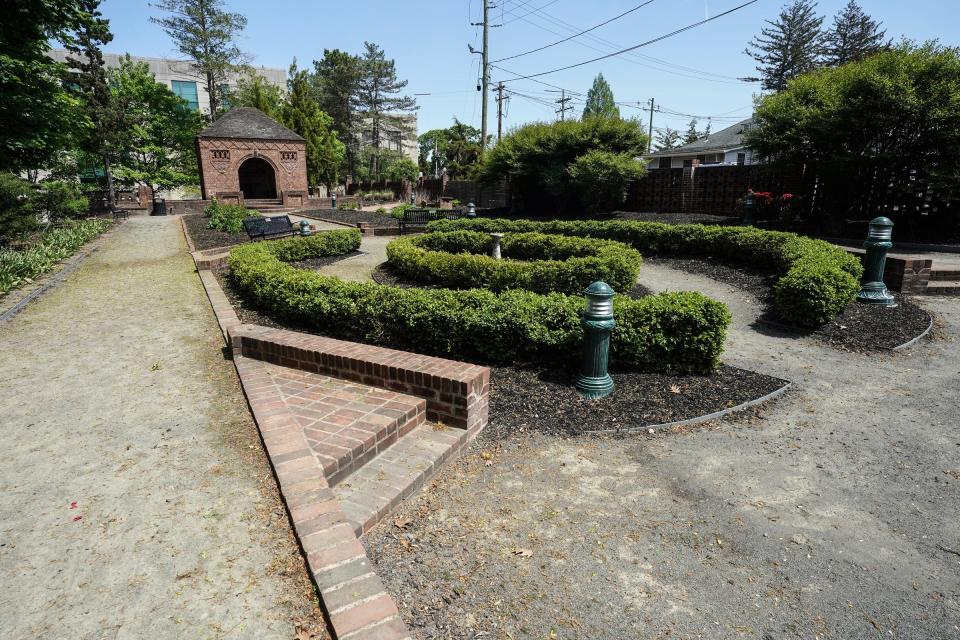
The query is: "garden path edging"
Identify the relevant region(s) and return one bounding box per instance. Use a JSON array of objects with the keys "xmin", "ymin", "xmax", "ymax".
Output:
[{"xmin": 891, "ymin": 315, "xmax": 934, "ymax": 351}]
